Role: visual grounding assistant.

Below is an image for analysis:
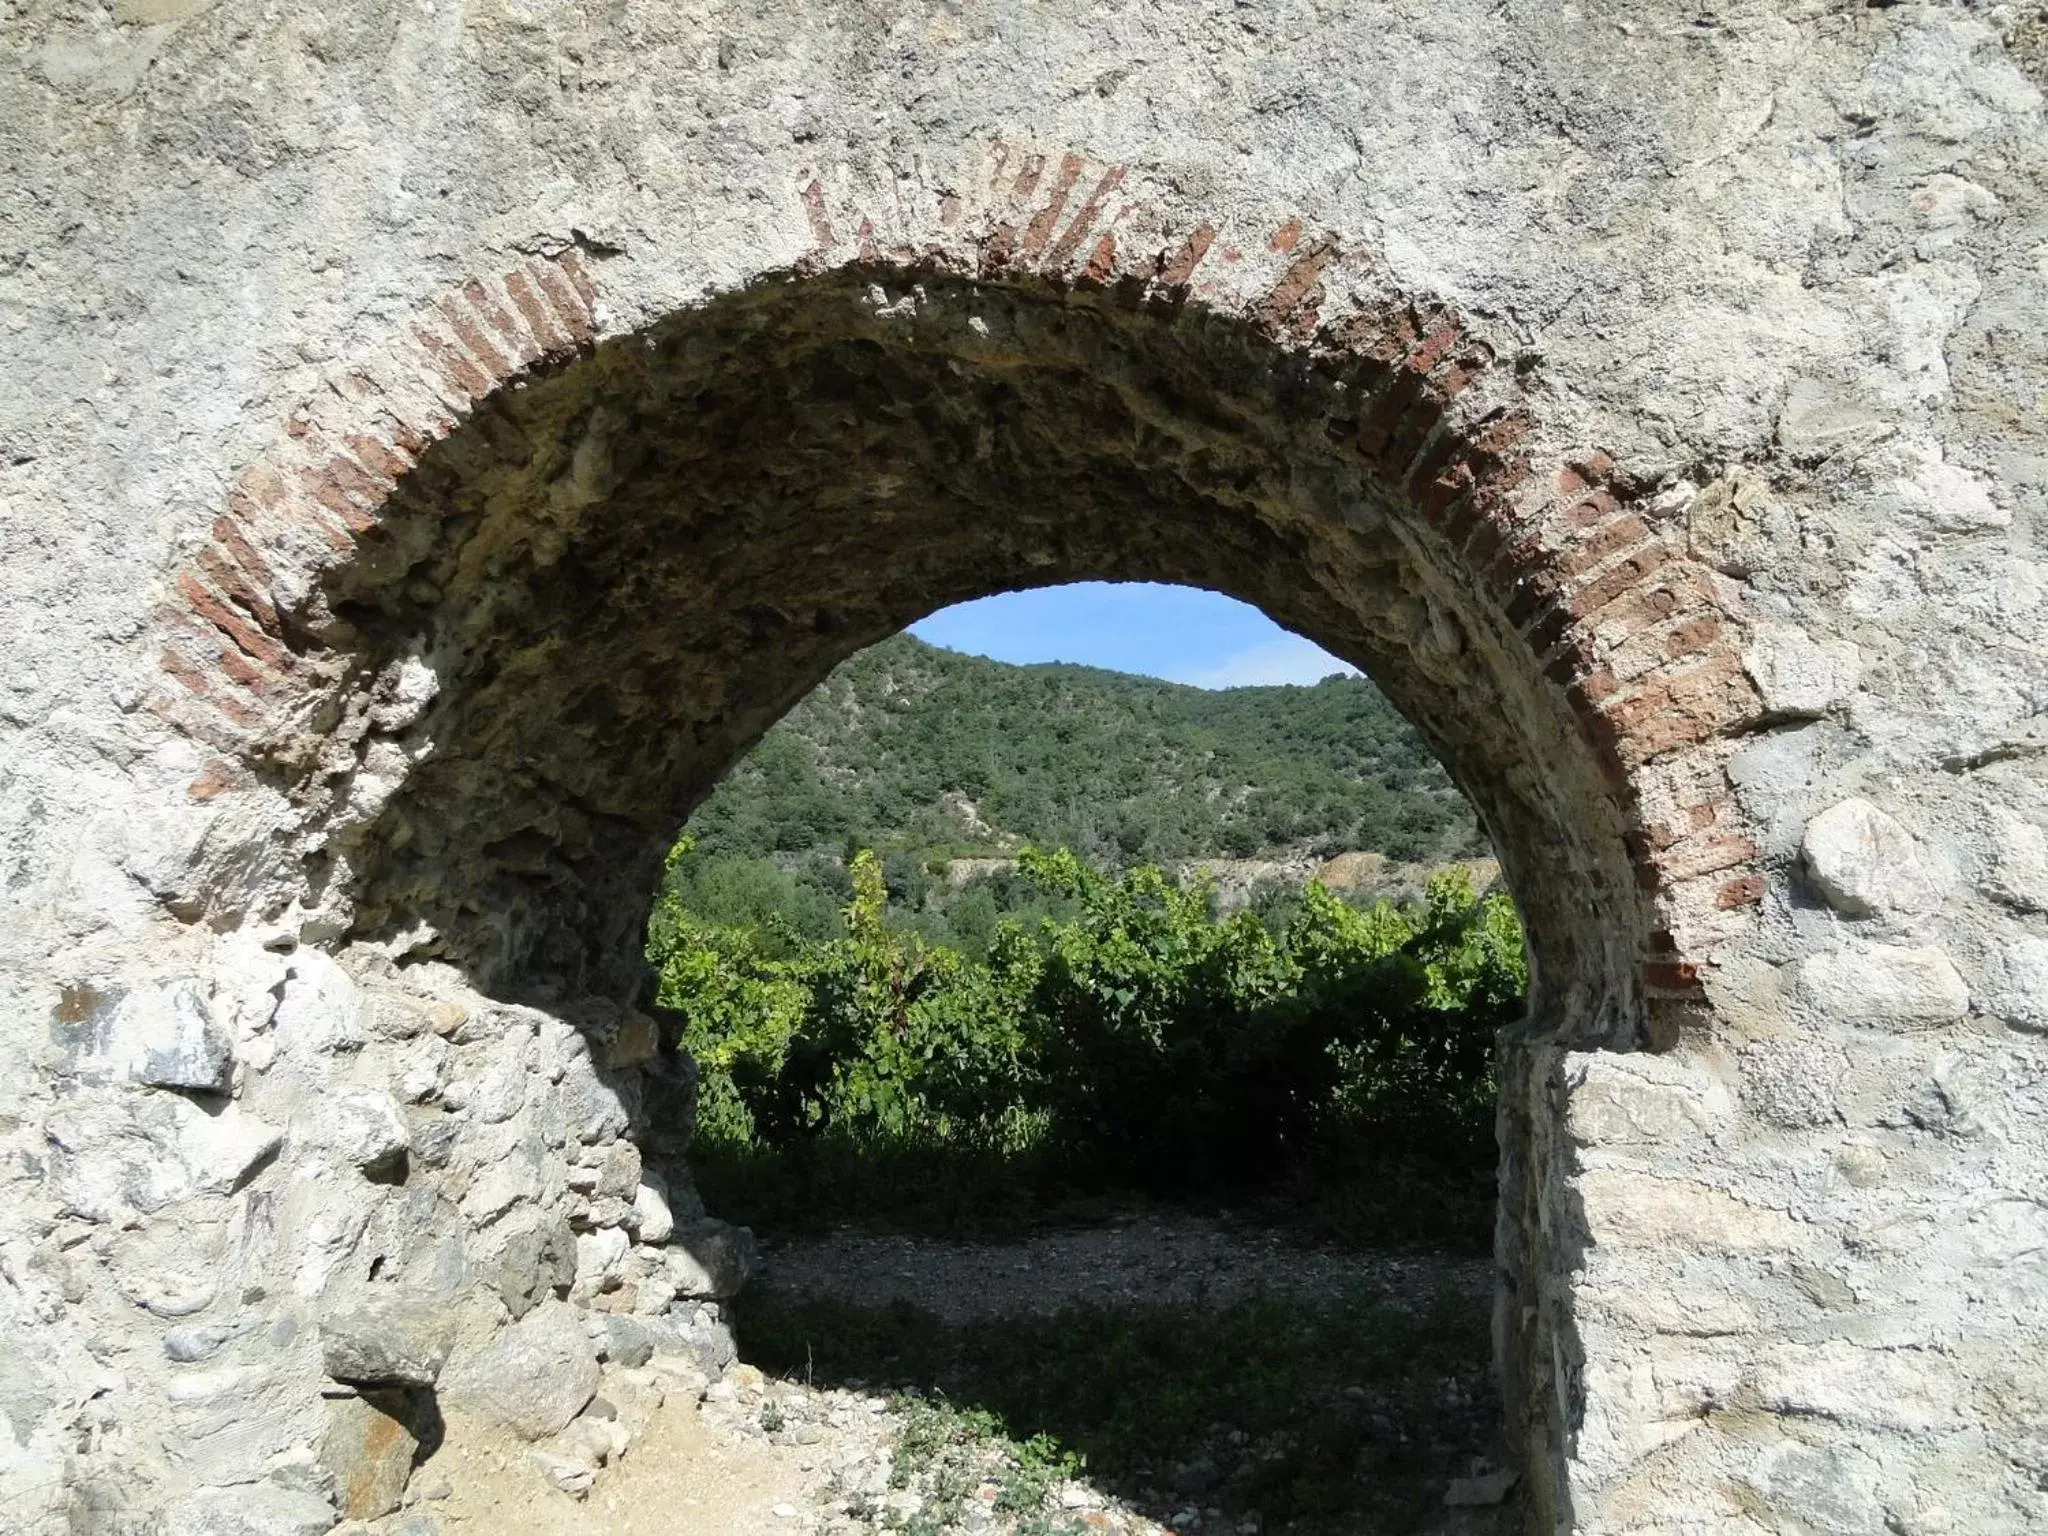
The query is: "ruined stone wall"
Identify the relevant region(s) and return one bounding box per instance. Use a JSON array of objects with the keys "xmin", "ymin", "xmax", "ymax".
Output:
[{"xmin": 2, "ymin": 2, "xmax": 2045, "ymax": 1532}]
